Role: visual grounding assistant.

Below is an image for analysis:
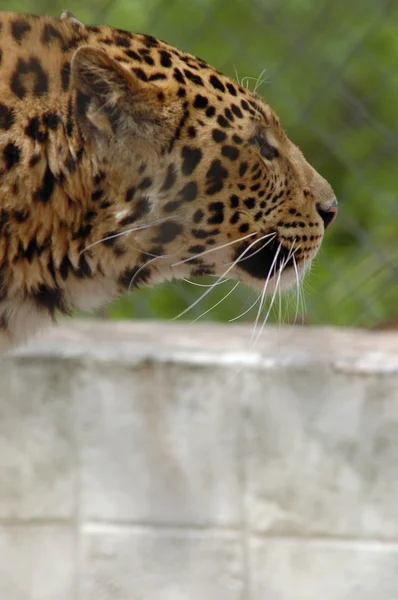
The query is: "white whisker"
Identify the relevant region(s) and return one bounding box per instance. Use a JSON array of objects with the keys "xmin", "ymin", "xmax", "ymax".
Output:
[
  {"xmin": 229, "ymin": 293, "xmax": 261, "ymax": 322},
  {"xmin": 172, "ymin": 231, "xmax": 257, "ymax": 268},
  {"xmin": 233, "ymin": 66, "xmax": 241, "ymax": 86},
  {"xmin": 80, "ymin": 216, "xmax": 172, "ymax": 255},
  {"xmin": 294, "ymin": 251, "xmax": 308, "ymax": 321},
  {"xmin": 251, "ymin": 242, "xmax": 282, "ymax": 344},
  {"xmin": 292, "ymin": 255, "xmax": 301, "ymax": 325},
  {"xmin": 173, "ymin": 233, "xmax": 271, "ymax": 320},
  {"xmin": 253, "ymin": 242, "xmax": 299, "ymax": 345},
  {"xmin": 182, "ymin": 277, "xmax": 230, "ymax": 288},
  {"xmin": 253, "ymin": 247, "xmax": 288, "ymax": 347},
  {"xmin": 191, "ymin": 281, "xmax": 240, "ymax": 323},
  {"xmin": 253, "ymin": 68, "xmax": 268, "ymax": 93},
  {"xmin": 277, "ymin": 270, "xmax": 283, "ymax": 326},
  {"xmin": 227, "ymin": 232, "xmax": 276, "ymax": 265},
  {"xmin": 127, "ymin": 256, "xmax": 159, "ymax": 291},
  {"xmin": 301, "ymin": 259, "xmax": 309, "ymax": 316},
  {"xmin": 241, "ymin": 69, "xmax": 268, "ymax": 92}
]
